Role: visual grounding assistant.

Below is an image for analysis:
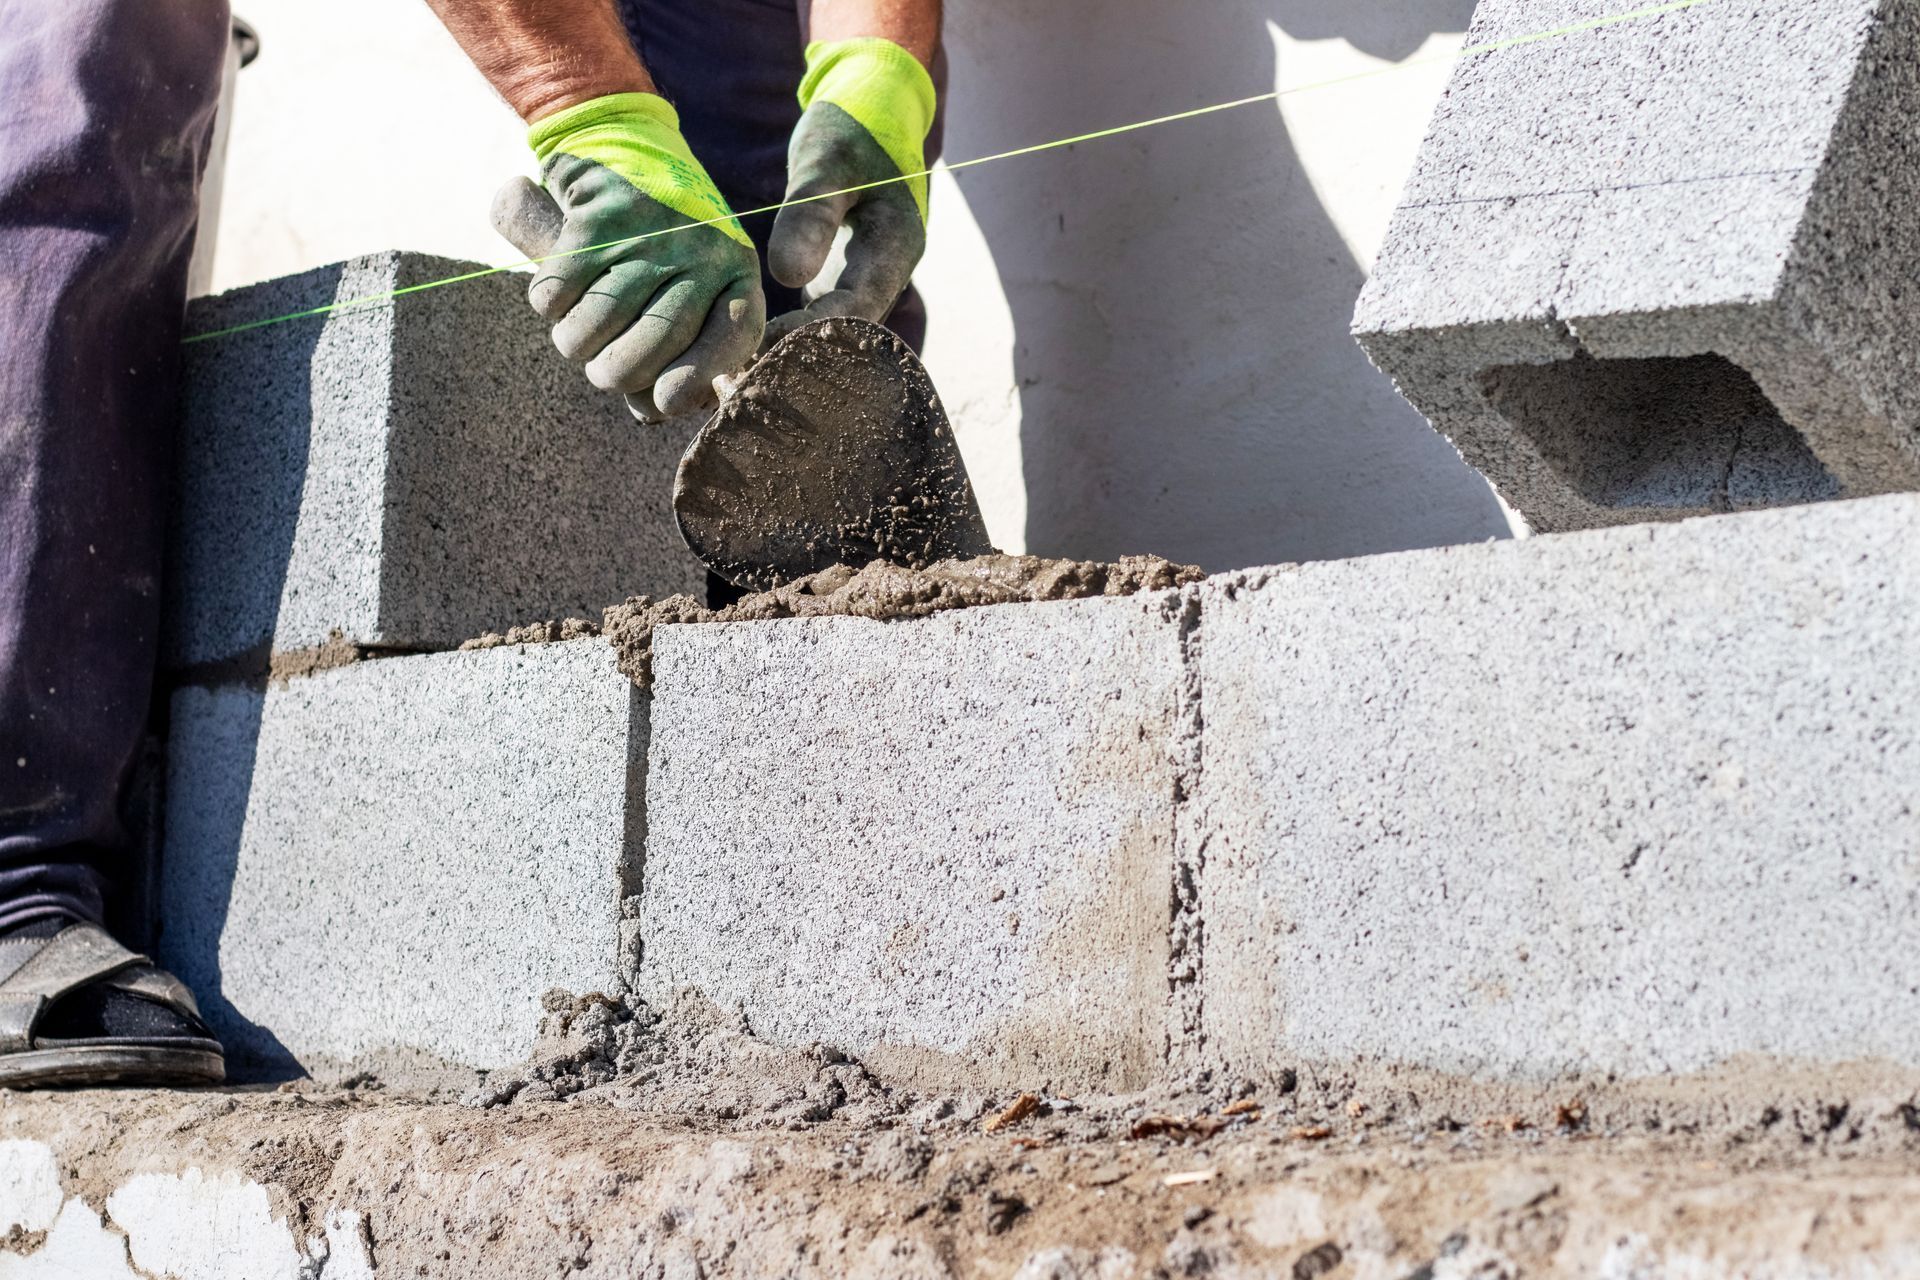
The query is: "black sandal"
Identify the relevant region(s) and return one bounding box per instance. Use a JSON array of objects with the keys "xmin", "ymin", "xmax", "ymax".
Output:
[{"xmin": 0, "ymin": 922, "xmax": 224, "ymax": 1088}]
